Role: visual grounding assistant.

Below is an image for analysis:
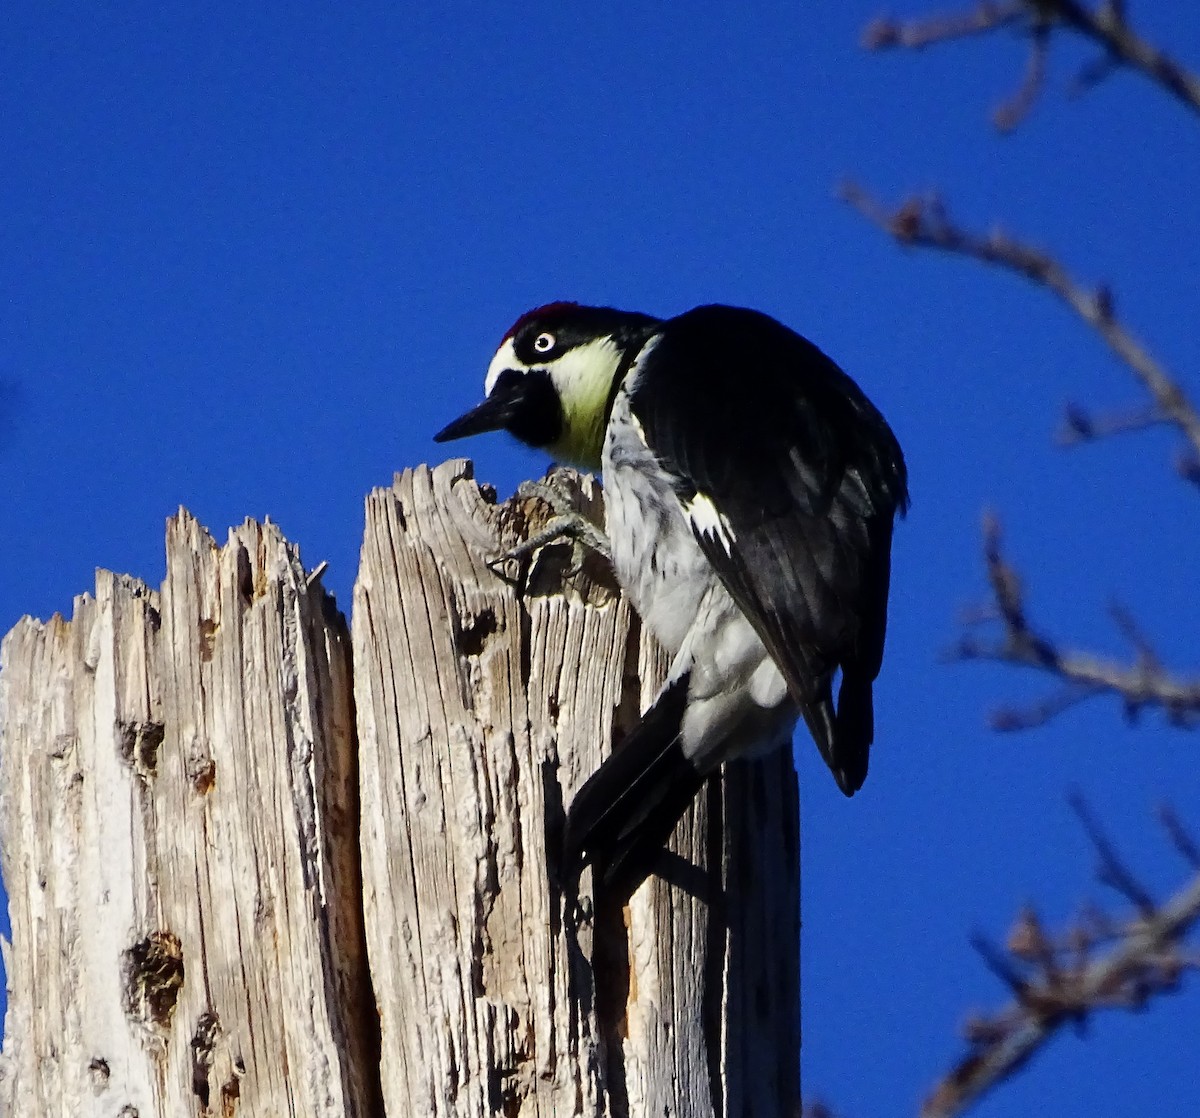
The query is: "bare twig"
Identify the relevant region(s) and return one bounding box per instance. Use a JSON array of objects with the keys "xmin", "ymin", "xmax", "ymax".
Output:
[
  {"xmin": 1057, "ymin": 401, "xmax": 1171, "ymax": 447},
  {"xmin": 841, "ymin": 184, "xmax": 1200, "ymax": 468},
  {"xmin": 987, "ymin": 687, "xmax": 1097, "ymax": 733},
  {"xmin": 863, "ymin": 2, "xmax": 1024, "ymax": 50},
  {"xmin": 1053, "ymin": 0, "xmax": 1200, "ymax": 115},
  {"xmin": 1069, "ymin": 792, "xmax": 1155, "ymax": 915},
  {"xmin": 1107, "ymin": 601, "xmax": 1160, "ymax": 676},
  {"xmin": 864, "ymin": 1, "xmax": 1200, "ymax": 120},
  {"xmin": 993, "ymin": 23, "xmax": 1048, "ymax": 131},
  {"xmin": 951, "ymin": 515, "xmax": 1200, "ymax": 729},
  {"xmin": 1176, "ymin": 449, "xmax": 1200, "ymax": 491},
  {"xmin": 1158, "ymin": 804, "xmax": 1200, "ymax": 871},
  {"xmin": 923, "ymin": 806, "xmax": 1200, "ymax": 1118}
]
